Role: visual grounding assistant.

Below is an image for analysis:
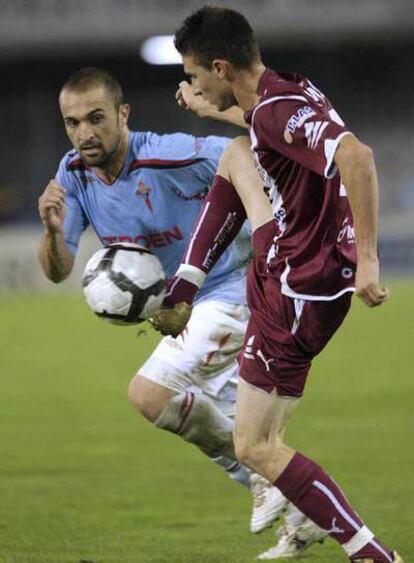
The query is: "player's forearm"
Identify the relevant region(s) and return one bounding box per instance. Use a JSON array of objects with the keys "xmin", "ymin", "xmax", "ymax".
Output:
[
  {"xmin": 336, "ymin": 139, "xmax": 379, "ymax": 262},
  {"xmin": 177, "ymin": 82, "xmax": 248, "ymax": 129},
  {"xmin": 205, "ymin": 106, "xmax": 248, "ymax": 129},
  {"xmin": 38, "ymin": 231, "xmax": 74, "ymax": 283}
]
